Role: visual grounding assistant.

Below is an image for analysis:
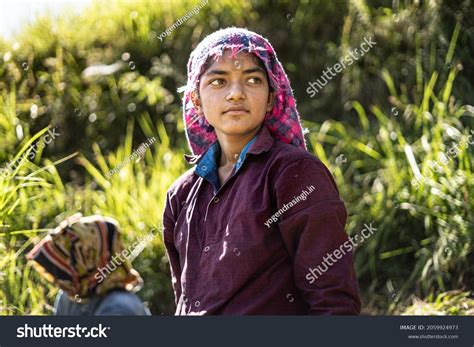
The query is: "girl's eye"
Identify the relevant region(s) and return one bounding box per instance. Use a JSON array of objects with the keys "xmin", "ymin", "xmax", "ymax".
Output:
[
  {"xmin": 248, "ymin": 77, "xmax": 262, "ymax": 84},
  {"xmin": 208, "ymin": 77, "xmax": 263, "ymax": 86},
  {"xmin": 210, "ymin": 79, "xmax": 225, "ymax": 86}
]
